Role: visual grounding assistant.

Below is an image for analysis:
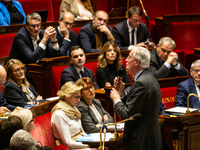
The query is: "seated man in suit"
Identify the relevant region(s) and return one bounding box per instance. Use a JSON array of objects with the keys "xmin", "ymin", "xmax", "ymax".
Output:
[
  {"xmin": 8, "ymin": 12, "xmax": 59, "ymax": 64},
  {"xmin": 176, "ymin": 60, "xmax": 200, "ymax": 108},
  {"xmin": 149, "ymin": 37, "xmax": 189, "ymax": 79},
  {"xmin": 60, "ymin": 45, "xmax": 99, "ymax": 88},
  {"xmin": 112, "ymin": 6, "xmax": 154, "ymax": 50},
  {"xmin": 78, "ymin": 10, "xmax": 114, "ymax": 53},
  {"xmin": 55, "ymin": 11, "xmax": 78, "ymax": 56}
]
